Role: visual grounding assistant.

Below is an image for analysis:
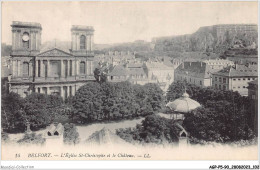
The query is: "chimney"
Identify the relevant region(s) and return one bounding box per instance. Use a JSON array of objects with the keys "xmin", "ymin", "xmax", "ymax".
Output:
[{"xmin": 234, "ymin": 63, "xmax": 237, "ymax": 70}]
